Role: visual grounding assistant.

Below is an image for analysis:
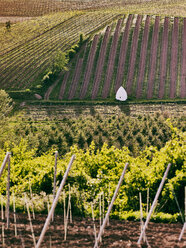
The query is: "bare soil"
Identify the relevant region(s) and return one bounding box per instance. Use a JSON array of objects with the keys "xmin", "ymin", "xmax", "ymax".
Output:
[{"xmin": 0, "ymin": 213, "xmax": 186, "ymax": 247}]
